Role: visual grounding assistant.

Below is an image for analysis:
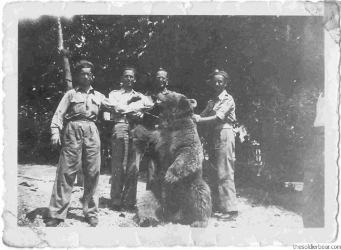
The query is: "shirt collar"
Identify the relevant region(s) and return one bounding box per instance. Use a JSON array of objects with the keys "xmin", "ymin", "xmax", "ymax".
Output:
[
  {"xmin": 75, "ymin": 85, "xmax": 94, "ymax": 94},
  {"xmin": 151, "ymin": 88, "xmax": 168, "ymax": 96},
  {"xmin": 162, "ymin": 88, "xmax": 169, "ymax": 94},
  {"xmin": 120, "ymin": 88, "xmax": 135, "ymax": 94},
  {"xmin": 217, "ymin": 90, "xmax": 228, "ymax": 101}
]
